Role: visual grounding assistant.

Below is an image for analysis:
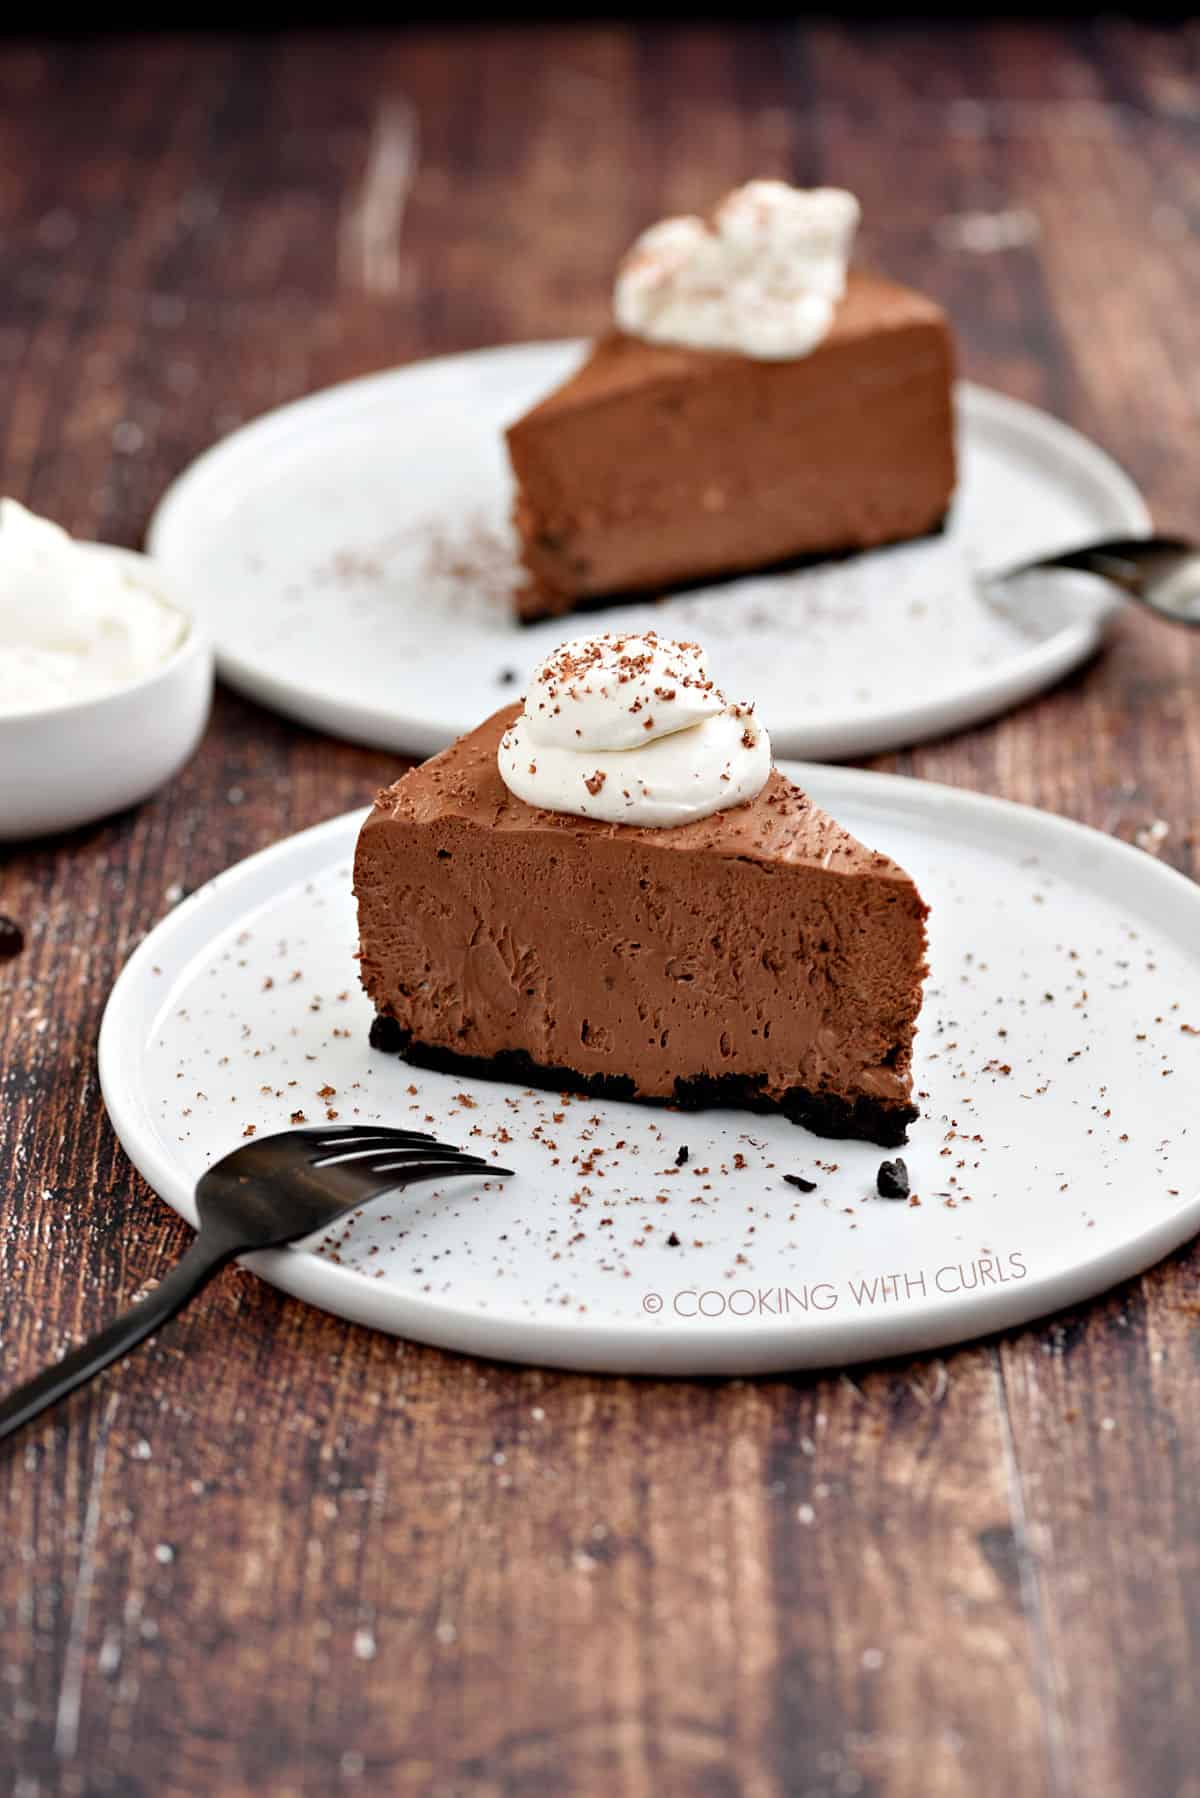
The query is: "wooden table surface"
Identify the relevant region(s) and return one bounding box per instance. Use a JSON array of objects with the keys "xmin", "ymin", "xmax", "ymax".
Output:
[{"xmin": 2, "ymin": 21, "xmax": 1199, "ymax": 1797}]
